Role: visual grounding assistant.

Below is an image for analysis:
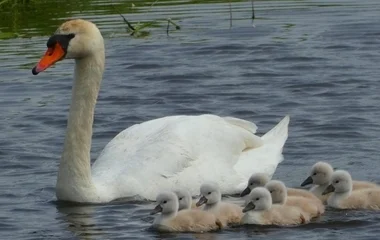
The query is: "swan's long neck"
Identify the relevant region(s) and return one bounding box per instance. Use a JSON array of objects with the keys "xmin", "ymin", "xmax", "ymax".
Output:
[{"xmin": 56, "ymin": 50, "xmax": 105, "ymax": 202}]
